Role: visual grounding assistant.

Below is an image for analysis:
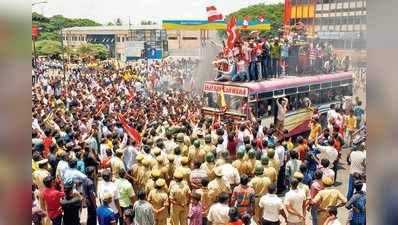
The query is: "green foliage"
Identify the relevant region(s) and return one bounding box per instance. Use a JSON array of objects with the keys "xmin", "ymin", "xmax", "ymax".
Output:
[
  {"xmin": 77, "ymin": 43, "xmax": 109, "ymax": 59},
  {"xmin": 32, "ymin": 13, "xmax": 101, "ymax": 41},
  {"xmin": 35, "ymin": 40, "xmax": 63, "ymax": 56},
  {"xmin": 219, "ymin": 3, "xmax": 284, "ymax": 39}
]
